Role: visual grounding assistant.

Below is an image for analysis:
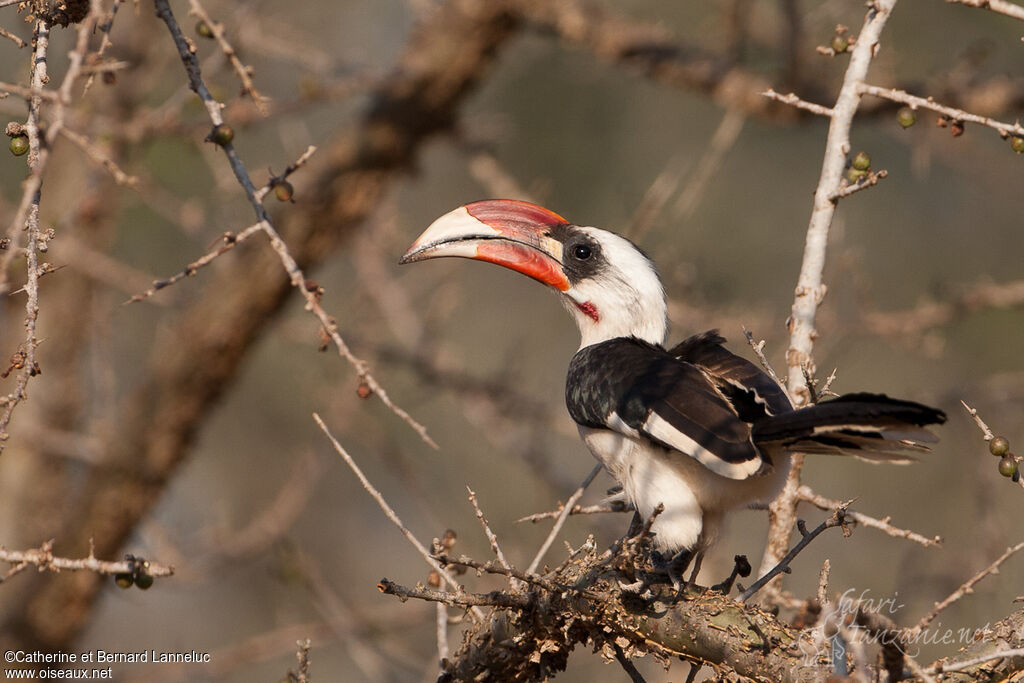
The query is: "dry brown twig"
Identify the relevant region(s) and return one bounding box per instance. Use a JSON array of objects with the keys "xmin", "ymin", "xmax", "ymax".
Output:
[
  {"xmin": 525, "ymin": 463, "xmax": 602, "ymax": 574},
  {"xmin": 81, "ymin": 0, "xmax": 128, "ymax": 94},
  {"xmin": 516, "ymin": 502, "xmax": 621, "ymax": 524},
  {"xmin": 466, "ymin": 487, "xmax": 515, "ymax": 587},
  {"xmin": 58, "ymin": 126, "xmax": 139, "ymax": 186},
  {"xmin": 187, "ymin": 0, "xmax": 270, "ymax": 114},
  {"xmin": 0, "ymin": 22, "xmax": 26, "ymax": 47},
  {"xmin": 125, "ymin": 223, "xmax": 264, "ymax": 304}
]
